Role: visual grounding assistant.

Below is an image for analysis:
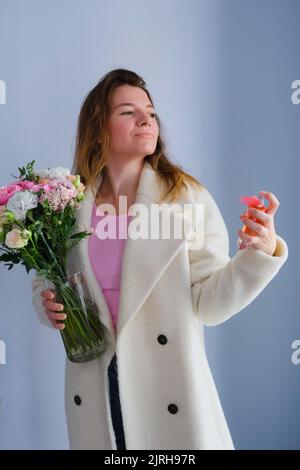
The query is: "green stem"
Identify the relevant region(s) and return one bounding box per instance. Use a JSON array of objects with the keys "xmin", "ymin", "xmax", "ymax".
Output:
[
  {"xmin": 39, "ymin": 231, "xmax": 66, "ymax": 279},
  {"xmin": 54, "ymin": 282, "xmax": 100, "ymax": 350},
  {"xmin": 12, "ymin": 219, "xmax": 26, "ymax": 230},
  {"xmin": 20, "ymin": 246, "xmax": 40, "ymax": 271}
]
